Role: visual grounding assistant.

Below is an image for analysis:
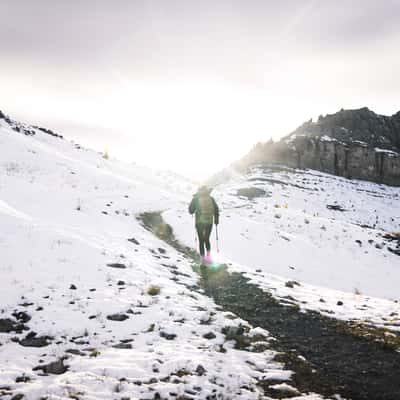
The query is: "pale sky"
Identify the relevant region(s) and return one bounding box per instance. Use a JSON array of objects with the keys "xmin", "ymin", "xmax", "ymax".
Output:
[{"xmin": 1, "ymin": 0, "xmax": 400, "ymax": 180}]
